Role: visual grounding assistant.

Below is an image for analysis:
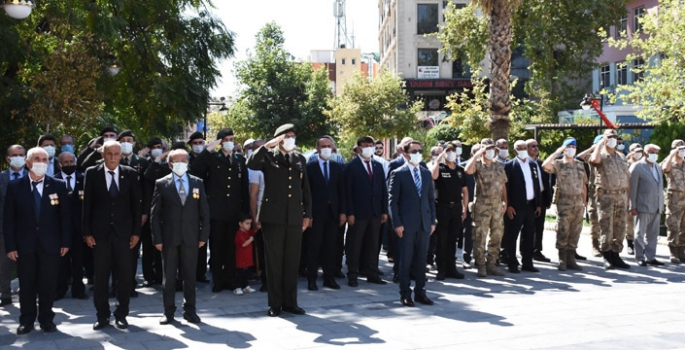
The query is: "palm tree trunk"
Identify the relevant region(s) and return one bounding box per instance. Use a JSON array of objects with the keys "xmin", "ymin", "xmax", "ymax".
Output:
[{"xmin": 487, "ymin": 0, "xmax": 513, "ymax": 141}]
